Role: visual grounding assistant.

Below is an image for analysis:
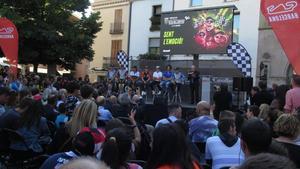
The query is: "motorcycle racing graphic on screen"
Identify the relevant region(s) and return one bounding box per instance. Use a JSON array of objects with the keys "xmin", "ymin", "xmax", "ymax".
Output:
[
  {"xmin": 160, "ymin": 7, "xmax": 234, "ymax": 55},
  {"xmin": 193, "ymin": 8, "xmax": 233, "ymax": 52}
]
